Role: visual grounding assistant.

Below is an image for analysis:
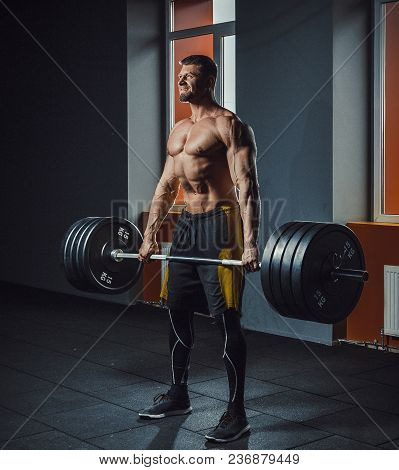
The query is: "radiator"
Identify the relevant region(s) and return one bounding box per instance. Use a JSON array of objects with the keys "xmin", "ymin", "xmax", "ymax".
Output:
[{"xmin": 384, "ymin": 265, "xmax": 399, "ymax": 337}]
